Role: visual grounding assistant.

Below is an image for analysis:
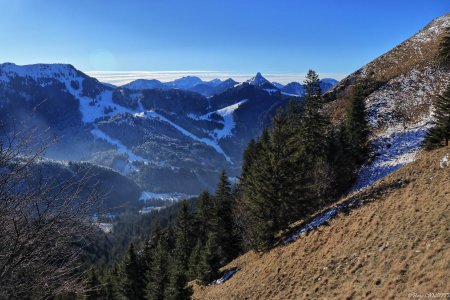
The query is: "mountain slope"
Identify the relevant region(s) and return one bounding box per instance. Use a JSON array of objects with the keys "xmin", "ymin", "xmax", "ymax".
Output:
[
  {"xmin": 325, "ymin": 14, "xmax": 450, "ymax": 191},
  {"xmin": 193, "ymin": 146, "xmax": 450, "ymax": 299}
]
